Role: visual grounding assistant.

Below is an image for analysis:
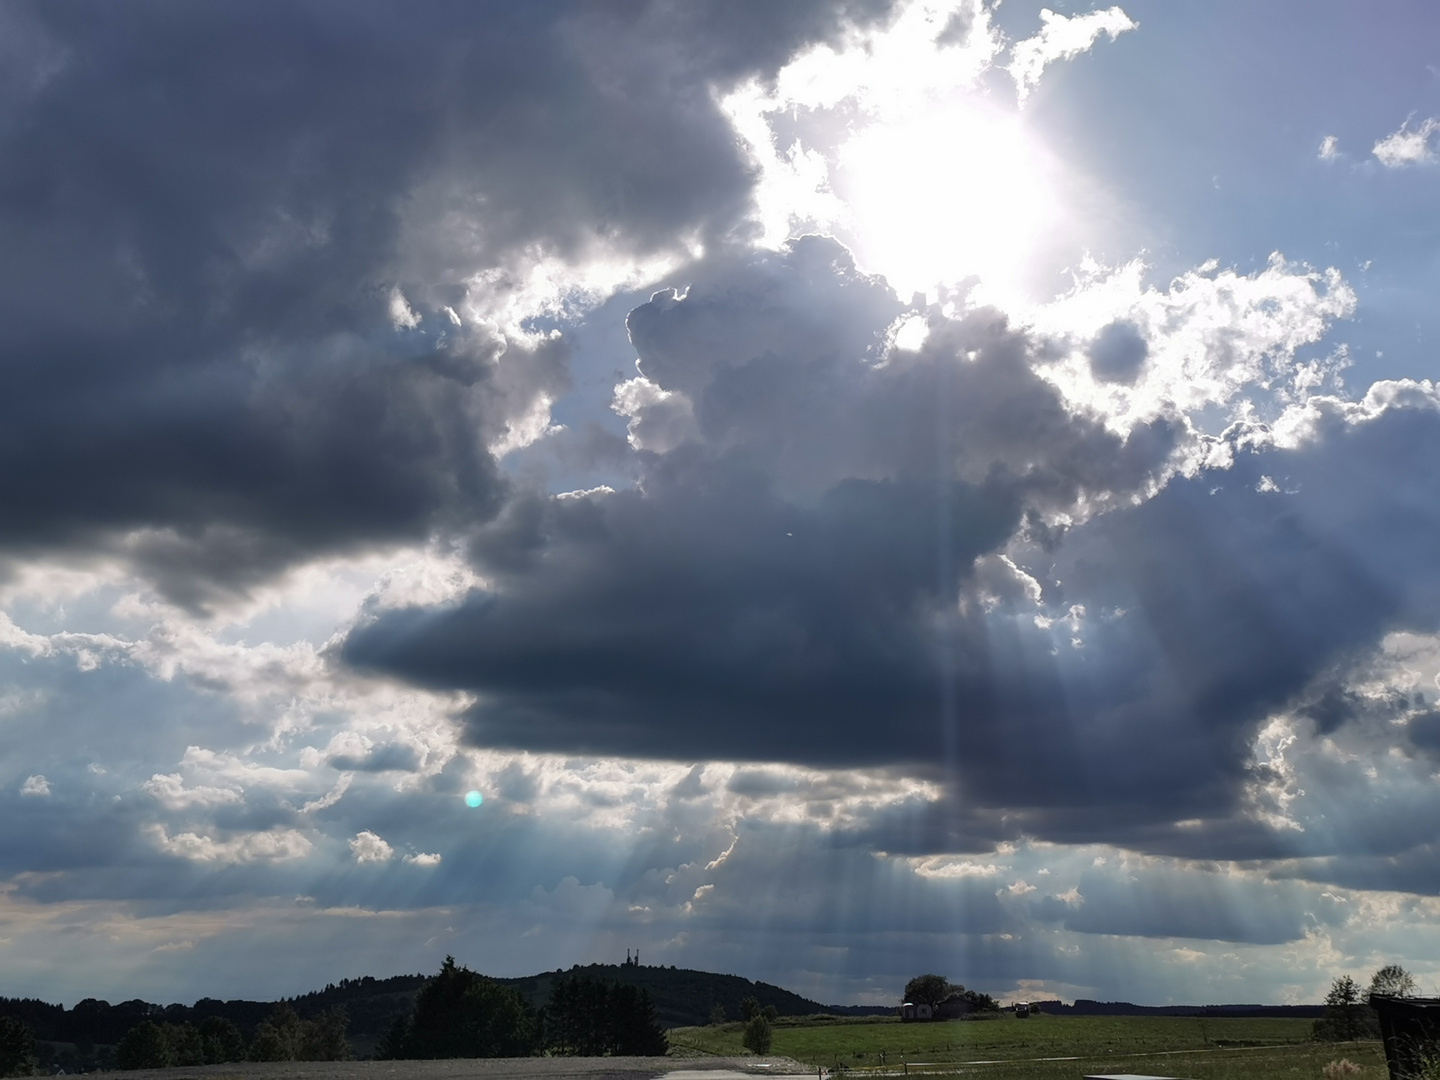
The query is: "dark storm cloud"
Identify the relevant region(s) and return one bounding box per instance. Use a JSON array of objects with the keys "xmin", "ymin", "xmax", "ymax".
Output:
[
  {"xmin": 344, "ymin": 238, "xmax": 1440, "ymax": 857},
  {"xmin": 1408, "ymin": 711, "xmax": 1440, "ymax": 753},
  {"xmin": 0, "ymin": 0, "xmax": 893, "ymax": 604},
  {"xmin": 342, "ymin": 239, "xmax": 1177, "ymax": 775}
]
